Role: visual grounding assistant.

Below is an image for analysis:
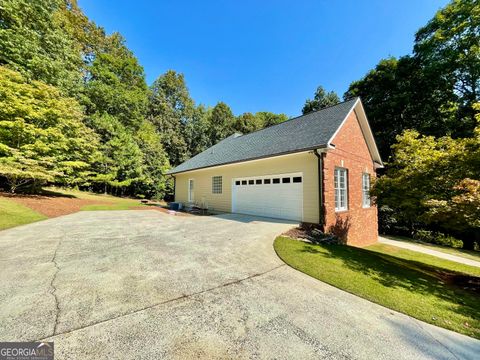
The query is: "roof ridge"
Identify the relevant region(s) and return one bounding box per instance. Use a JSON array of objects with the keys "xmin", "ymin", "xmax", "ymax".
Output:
[{"xmin": 235, "ymin": 97, "xmax": 359, "ymax": 140}]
